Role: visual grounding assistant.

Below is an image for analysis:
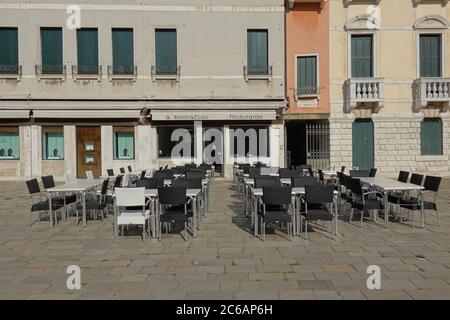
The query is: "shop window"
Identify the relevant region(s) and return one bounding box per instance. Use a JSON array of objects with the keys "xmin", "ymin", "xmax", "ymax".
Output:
[
  {"xmin": 114, "ymin": 127, "xmax": 135, "ymax": 159},
  {"xmin": 0, "ymin": 127, "xmax": 19, "ymax": 160},
  {"xmin": 42, "ymin": 127, "xmax": 64, "ymax": 160}
]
